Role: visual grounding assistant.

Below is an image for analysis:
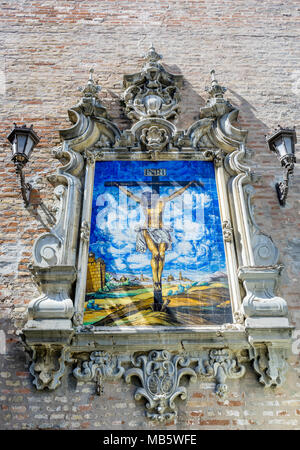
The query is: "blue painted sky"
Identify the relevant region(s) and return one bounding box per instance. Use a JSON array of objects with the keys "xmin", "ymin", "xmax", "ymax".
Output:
[{"xmin": 89, "ymin": 161, "xmax": 227, "ymax": 280}]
